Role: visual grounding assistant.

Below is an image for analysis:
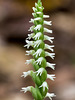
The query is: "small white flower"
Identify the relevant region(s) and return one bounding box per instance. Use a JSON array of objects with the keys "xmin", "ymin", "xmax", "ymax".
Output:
[
  {"xmin": 36, "ymin": 68, "xmax": 44, "ymax": 76},
  {"xmin": 45, "ymin": 52, "xmax": 55, "ymax": 59},
  {"xmin": 35, "ymin": 2, "xmax": 38, "ymax": 7},
  {"xmin": 26, "ymin": 33, "xmax": 35, "ymax": 40},
  {"xmin": 46, "ymin": 93, "xmax": 56, "ymax": 100},
  {"xmin": 39, "ymin": 82, "xmax": 48, "ymax": 91},
  {"xmin": 21, "ymin": 71, "xmax": 31, "ymax": 78},
  {"xmin": 33, "ymin": 32, "xmax": 42, "ymax": 40},
  {"xmin": 47, "ymin": 74, "xmax": 56, "ymax": 81},
  {"xmin": 28, "ymin": 26, "xmax": 35, "ymax": 32},
  {"xmin": 32, "ymin": 13, "xmax": 35, "ymax": 16},
  {"xmin": 44, "ymin": 35, "xmax": 54, "ymax": 43},
  {"xmin": 36, "ymin": 12, "xmax": 42, "ymax": 15},
  {"xmin": 24, "ymin": 40, "xmax": 34, "ymax": 48},
  {"xmin": 34, "ymin": 25, "xmax": 42, "ymax": 31},
  {"xmin": 32, "ymin": 7, "xmax": 37, "ymax": 12},
  {"xmin": 35, "ymin": 57, "xmax": 44, "ymax": 65},
  {"xmin": 33, "ymin": 49, "xmax": 43, "ymax": 58},
  {"xmin": 25, "ymin": 59, "xmax": 34, "ymax": 65},
  {"xmin": 26, "ymin": 50, "xmax": 35, "ymax": 55},
  {"xmin": 29, "ymin": 17, "xmax": 42, "ymax": 23},
  {"xmin": 21, "ymin": 86, "xmax": 32, "ymax": 93},
  {"xmin": 44, "ymin": 28, "xmax": 52, "ymax": 33},
  {"xmin": 33, "ymin": 40, "xmax": 42, "ymax": 48},
  {"xmin": 46, "ymin": 62, "xmax": 56, "ymax": 70},
  {"xmin": 34, "ymin": 17, "xmax": 42, "ymax": 21},
  {"xmin": 39, "ymin": 7, "xmax": 43, "ymax": 10},
  {"xmin": 45, "ymin": 44, "xmax": 54, "ymax": 52},
  {"xmin": 29, "ymin": 19, "xmax": 34, "ymax": 23},
  {"xmin": 43, "ymin": 15, "xmax": 50, "ymax": 18},
  {"xmin": 44, "ymin": 21, "xmax": 52, "ymax": 26}
]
